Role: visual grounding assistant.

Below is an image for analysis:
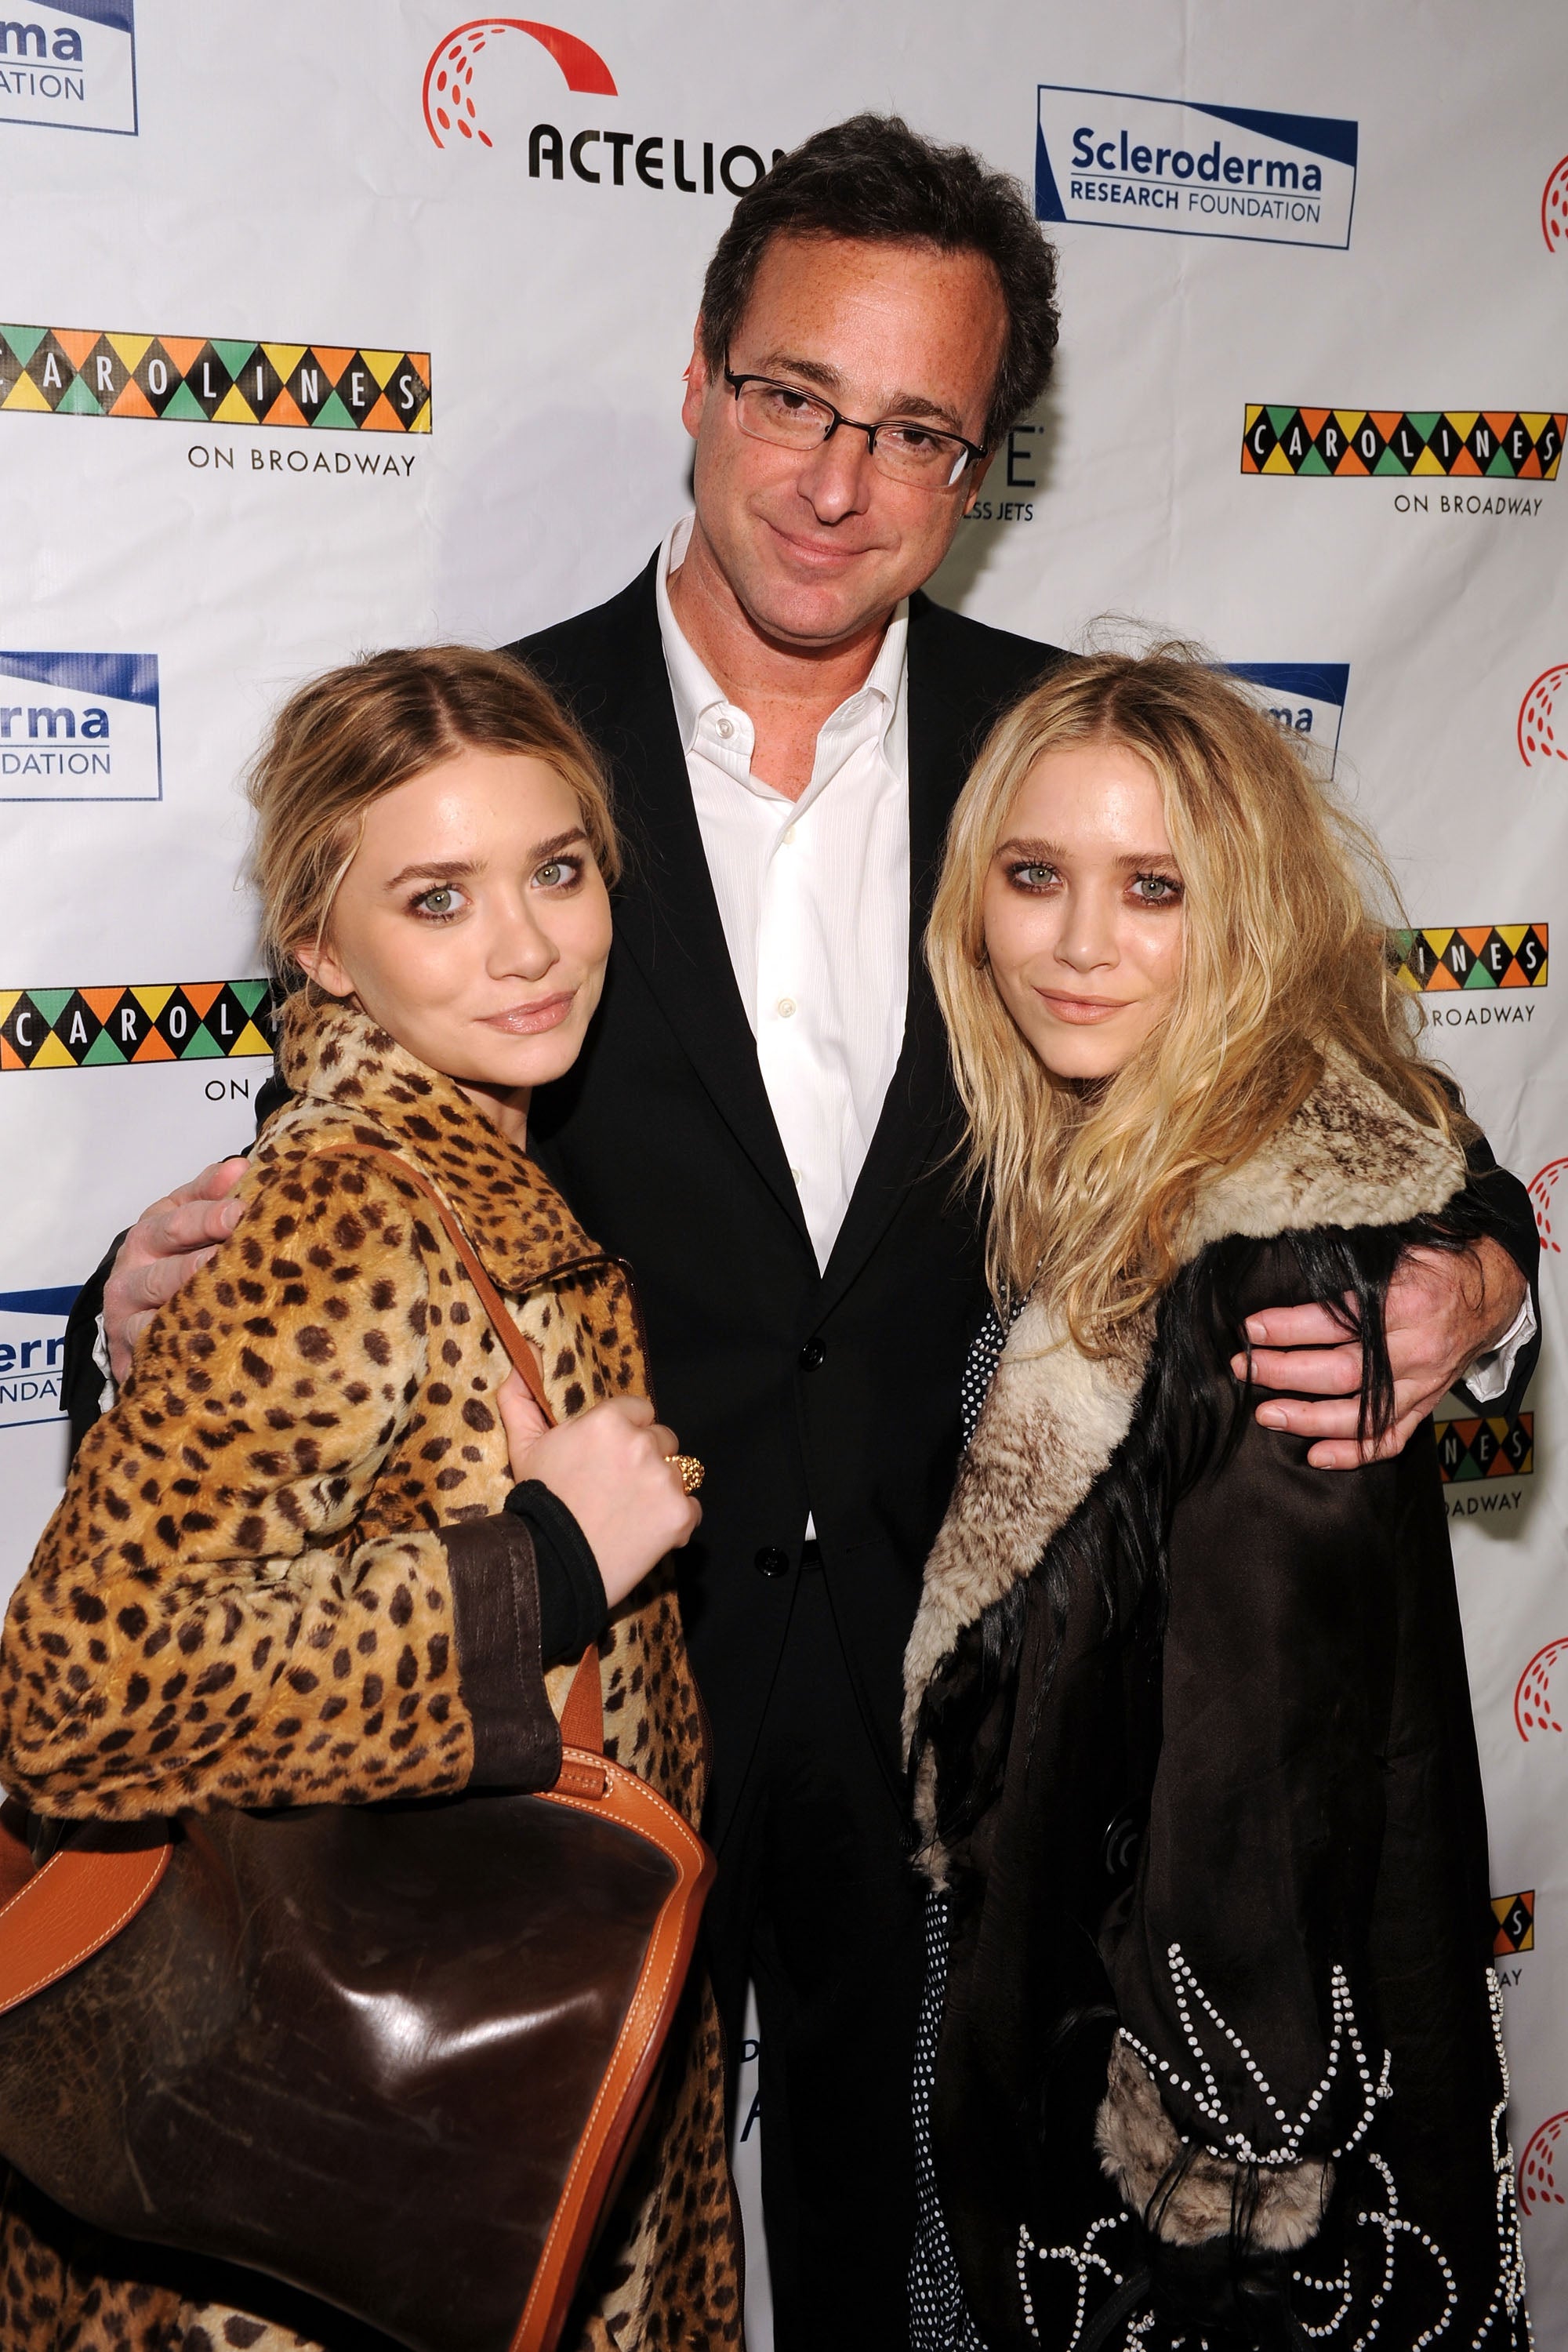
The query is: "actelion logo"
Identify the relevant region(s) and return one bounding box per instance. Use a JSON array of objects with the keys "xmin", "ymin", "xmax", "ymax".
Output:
[
  {"xmin": 0, "ymin": 981, "xmax": 277, "ymax": 1071},
  {"xmin": 1243, "ymin": 407, "xmax": 1563, "ymax": 480},
  {"xmin": 423, "ymin": 17, "xmax": 615, "ymax": 147},
  {"xmin": 1544, "ymin": 155, "xmax": 1568, "ymax": 252},
  {"xmin": 0, "ymin": 328, "xmax": 430, "ymax": 433},
  {"xmin": 422, "ymin": 13, "xmax": 777, "ymax": 194},
  {"xmin": 1530, "ymin": 1157, "xmax": 1568, "ymax": 1254},
  {"xmin": 1515, "ymin": 1639, "xmax": 1568, "ymax": 1740},
  {"xmin": 1519, "ymin": 2114, "xmax": 1568, "ymax": 2214},
  {"xmin": 1519, "ymin": 665, "xmax": 1568, "ymax": 764}
]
